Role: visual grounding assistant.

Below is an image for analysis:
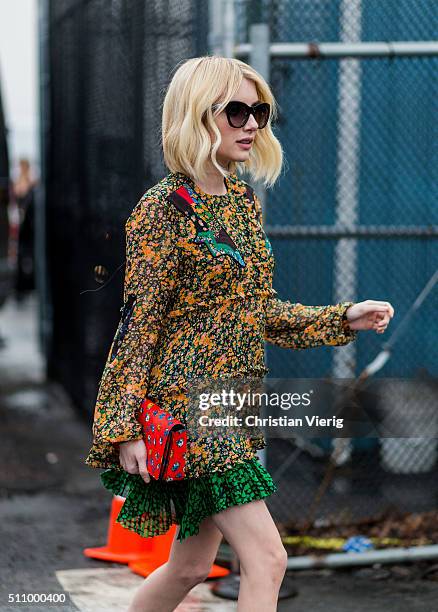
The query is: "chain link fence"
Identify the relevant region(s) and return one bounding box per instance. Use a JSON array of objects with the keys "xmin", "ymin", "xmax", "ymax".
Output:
[
  {"xmin": 40, "ymin": 0, "xmax": 208, "ymax": 416},
  {"xmin": 231, "ymin": 0, "xmax": 438, "ymax": 538}
]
